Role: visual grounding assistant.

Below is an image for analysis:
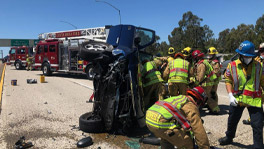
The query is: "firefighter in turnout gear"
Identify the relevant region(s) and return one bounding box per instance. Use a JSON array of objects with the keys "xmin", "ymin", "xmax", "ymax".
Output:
[
  {"xmin": 141, "ymin": 57, "xmax": 167, "ymax": 109},
  {"xmin": 167, "ymin": 47, "xmax": 175, "ymax": 63},
  {"xmin": 242, "ymin": 42, "xmax": 264, "ymax": 125},
  {"xmin": 192, "ymin": 50, "xmax": 218, "ymax": 113},
  {"xmin": 207, "ymin": 47, "xmax": 221, "ymax": 114},
  {"xmin": 26, "ymin": 54, "xmax": 33, "ymax": 71},
  {"xmin": 218, "ymin": 41, "xmax": 264, "ymax": 149},
  {"xmin": 163, "ymin": 52, "xmax": 190, "ymax": 96},
  {"xmin": 146, "ymin": 86, "xmax": 210, "ymax": 149}
]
